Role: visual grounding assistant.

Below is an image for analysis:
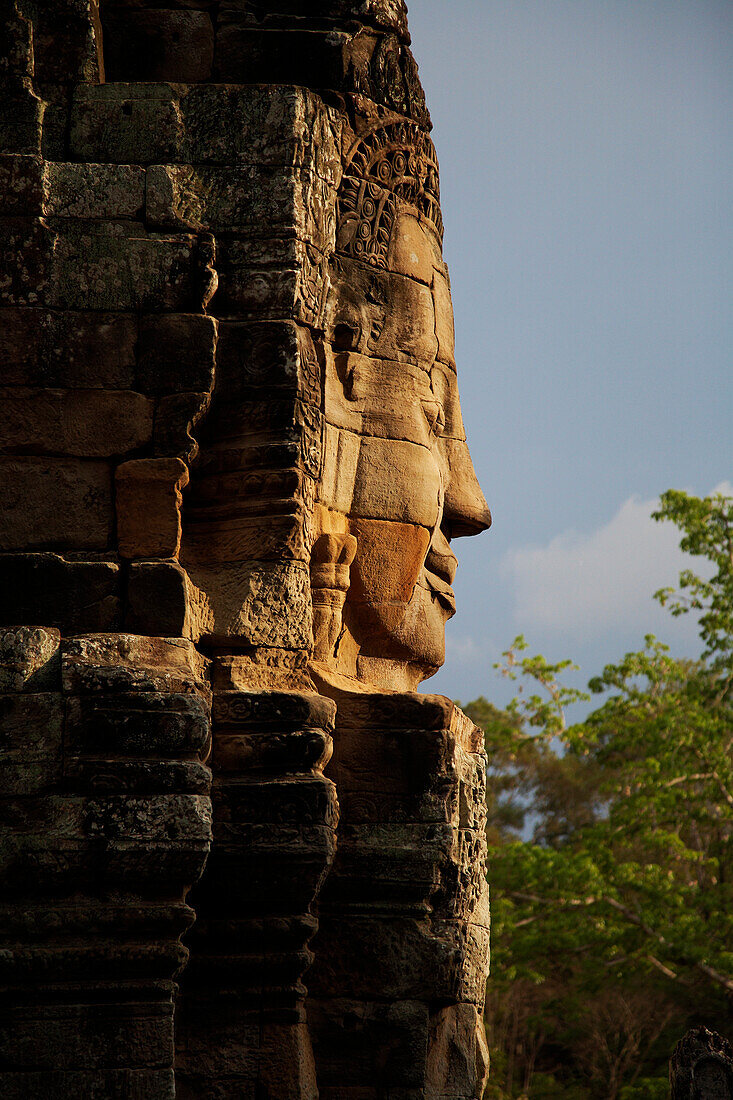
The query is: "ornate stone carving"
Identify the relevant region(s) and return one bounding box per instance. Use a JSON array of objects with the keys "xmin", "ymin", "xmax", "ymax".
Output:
[{"xmin": 337, "ymin": 121, "xmax": 443, "ymax": 268}]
